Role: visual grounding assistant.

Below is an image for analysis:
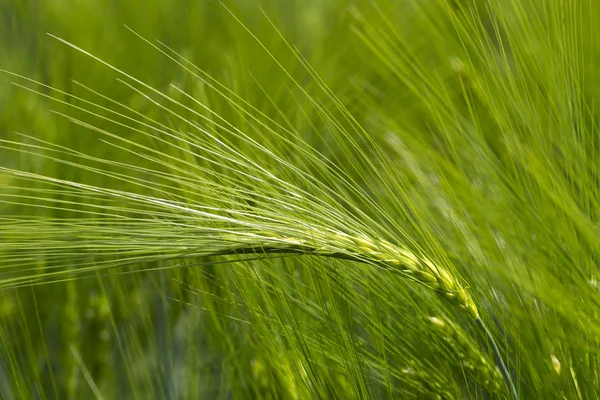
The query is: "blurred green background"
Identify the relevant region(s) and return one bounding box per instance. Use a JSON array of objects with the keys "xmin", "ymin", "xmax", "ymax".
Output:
[{"xmin": 2, "ymin": 0, "xmax": 600, "ymax": 399}]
